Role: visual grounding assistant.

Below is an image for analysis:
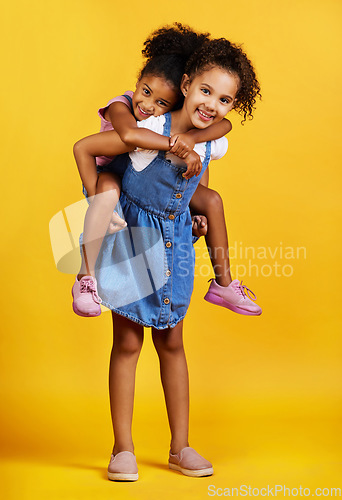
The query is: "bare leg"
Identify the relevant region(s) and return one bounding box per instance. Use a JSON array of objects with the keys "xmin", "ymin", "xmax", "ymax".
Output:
[
  {"xmin": 78, "ymin": 172, "xmax": 124, "ymax": 278},
  {"xmin": 190, "ymin": 184, "xmax": 232, "ymax": 287},
  {"xmin": 109, "ymin": 313, "xmax": 144, "ymax": 455},
  {"xmin": 152, "ymin": 321, "xmax": 189, "ymax": 454}
]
